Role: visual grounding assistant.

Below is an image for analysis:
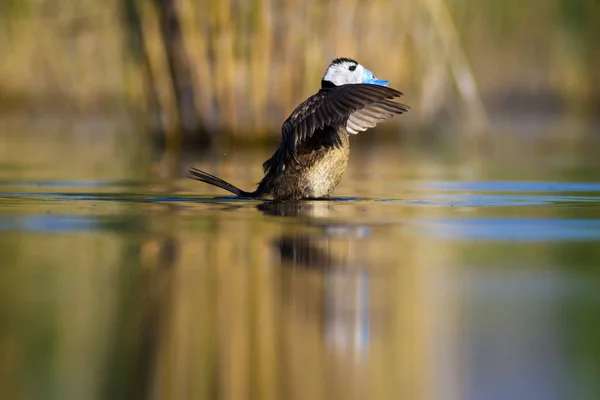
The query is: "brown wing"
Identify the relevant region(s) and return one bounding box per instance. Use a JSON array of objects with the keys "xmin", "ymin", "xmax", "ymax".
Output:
[{"xmin": 281, "ymin": 84, "xmax": 409, "ymax": 164}]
